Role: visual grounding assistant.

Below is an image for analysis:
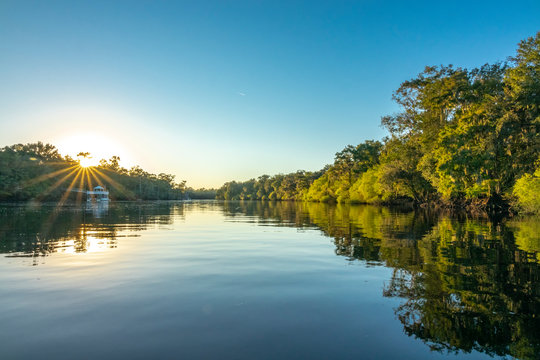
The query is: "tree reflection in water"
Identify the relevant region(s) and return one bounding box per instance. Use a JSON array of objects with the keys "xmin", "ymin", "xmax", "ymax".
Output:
[
  {"xmin": 221, "ymin": 201, "xmax": 540, "ymax": 360},
  {"xmin": 0, "ymin": 202, "xmax": 181, "ymax": 264},
  {"xmin": 0, "ymin": 200, "xmax": 538, "ymax": 358}
]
